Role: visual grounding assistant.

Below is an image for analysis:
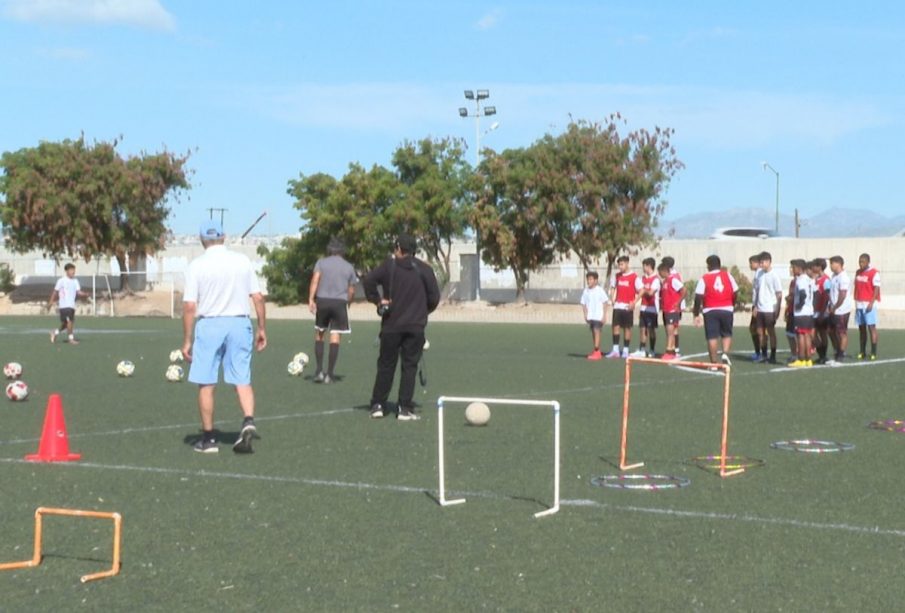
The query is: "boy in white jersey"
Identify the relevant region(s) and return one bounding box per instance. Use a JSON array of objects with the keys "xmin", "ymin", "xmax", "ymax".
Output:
[
  {"xmin": 789, "ymin": 259, "xmax": 816, "ymax": 368},
  {"xmin": 47, "ymin": 263, "xmax": 89, "ymax": 345},
  {"xmin": 747, "ymin": 254, "xmax": 763, "ymax": 360},
  {"xmin": 827, "ymin": 255, "xmax": 853, "ymax": 363},
  {"xmin": 754, "ymin": 252, "xmax": 783, "ymax": 364},
  {"xmin": 580, "ymin": 271, "xmax": 609, "ymax": 360}
]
